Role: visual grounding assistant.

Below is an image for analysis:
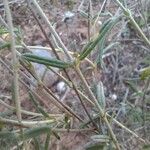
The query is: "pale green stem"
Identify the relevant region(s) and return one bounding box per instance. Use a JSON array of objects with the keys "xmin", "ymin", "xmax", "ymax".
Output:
[
  {"xmin": 28, "ymin": 0, "xmax": 72, "ymax": 60},
  {"xmin": 0, "ymin": 117, "xmax": 95, "ymax": 132},
  {"xmin": 108, "ymin": 114, "xmax": 145, "ymax": 143},
  {"xmin": 2, "ymin": 0, "xmax": 145, "ymax": 148},
  {"xmin": 92, "ymin": 0, "xmax": 107, "ymax": 32},
  {"xmin": 0, "ymin": 98, "xmax": 63, "ymax": 118},
  {"xmin": 0, "ymin": 58, "xmax": 82, "ymax": 122},
  {"xmin": 76, "ymin": 66, "xmax": 145, "ymax": 143},
  {"xmin": 114, "ymin": 0, "xmax": 150, "ymax": 47},
  {"xmin": 75, "ymin": 67, "xmax": 121, "ymax": 150},
  {"xmin": 3, "ymin": 0, "xmax": 22, "ymax": 122},
  {"xmin": 0, "ymin": 117, "xmax": 55, "ymax": 127},
  {"xmin": 25, "ymin": 0, "xmax": 146, "ymax": 148}
]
